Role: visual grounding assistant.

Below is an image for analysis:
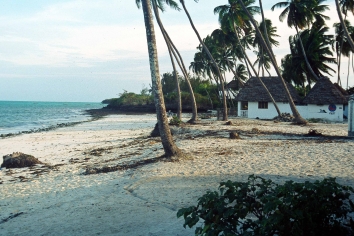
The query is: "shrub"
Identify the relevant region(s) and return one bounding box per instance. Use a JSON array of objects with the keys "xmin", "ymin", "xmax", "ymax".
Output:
[
  {"xmin": 104, "ymin": 91, "xmax": 153, "ymax": 107},
  {"xmin": 177, "ymin": 175, "xmax": 354, "ymax": 236},
  {"xmin": 169, "ymin": 116, "xmax": 182, "ymax": 126}
]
